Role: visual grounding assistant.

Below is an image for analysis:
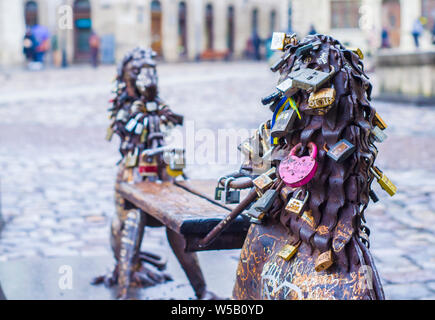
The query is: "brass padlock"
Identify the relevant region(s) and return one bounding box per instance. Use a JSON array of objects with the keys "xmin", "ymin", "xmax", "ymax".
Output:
[
  {"xmin": 347, "ymin": 47, "xmax": 364, "ymax": 60},
  {"xmin": 140, "ymin": 118, "xmax": 149, "ymax": 143},
  {"xmin": 308, "ymin": 87, "xmax": 336, "ymax": 110},
  {"xmin": 373, "ymin": 112, "xmax": 387, "ymax": 130},
  {"xmin": 278, "ymin": 243, "xmax": 300, "ymax": 261},
  {"xmin": 325, "ymin": 139, "xmax": 356, "ymax": 163},
  {"xmin": 370, "ymin": 167, "xmax": 397, "ymax": 196},
  {"xmin": 253, "ymin": 167, "xmax": 276, "ymax": 194},
  {"xmin": 371, "ymin": 126, "xmax": 388, "ymax": 143},
  {"xmin": 315, "ymin": 250, "xmax": 333, "ymax": 272},
  {"xmin": 270, "ymin": 32, "xmax": 297, "ymax": 51},
  {"xmin": 271, "ymin": 109, "xmax": 297, "ymax": 138},
  {"xmin": 106, "ymin": 126, "xmax": 114, "ymax": 142},
  {"xmin": 285, "ymin": 190, "xmax": 309, "ymax": 216},
  {"xmin": 125, "ymin": 147, "xmax": 139, "ymax": 168},
  {"xmin": 300, "ymin": 209, "xmax": 315, "ymax": 228}
]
